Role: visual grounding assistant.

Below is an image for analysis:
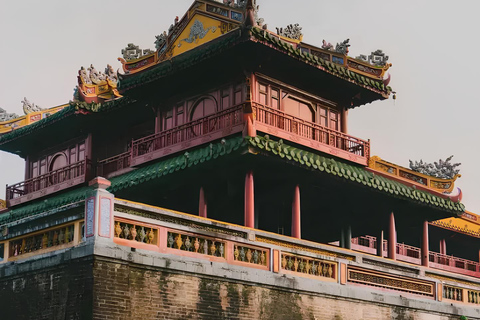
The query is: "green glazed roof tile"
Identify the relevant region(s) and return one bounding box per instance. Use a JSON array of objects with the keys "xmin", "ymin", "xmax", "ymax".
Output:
[
  {"xmin": 246, "ymin": 134, "xmax": 464, "ymax": 214},
  {"xmin": 0, "ymin": 186, "xmax": 90, "ymax": 225}
]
